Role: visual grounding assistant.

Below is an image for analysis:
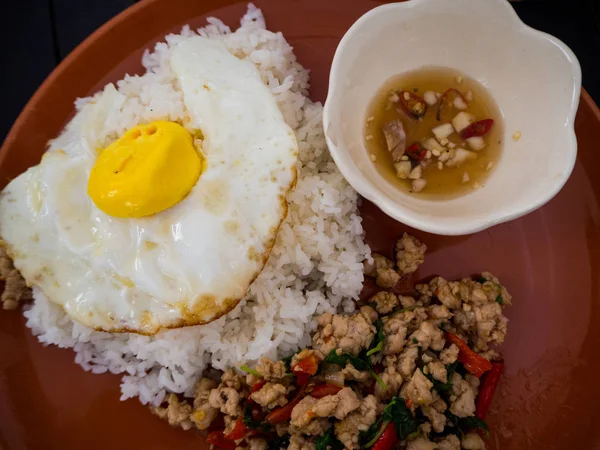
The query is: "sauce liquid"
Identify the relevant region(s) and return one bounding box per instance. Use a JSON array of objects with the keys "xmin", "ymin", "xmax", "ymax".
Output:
[{"xmin": 364, "ymin": 67, "xmax": 503, "ymax": 199}]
